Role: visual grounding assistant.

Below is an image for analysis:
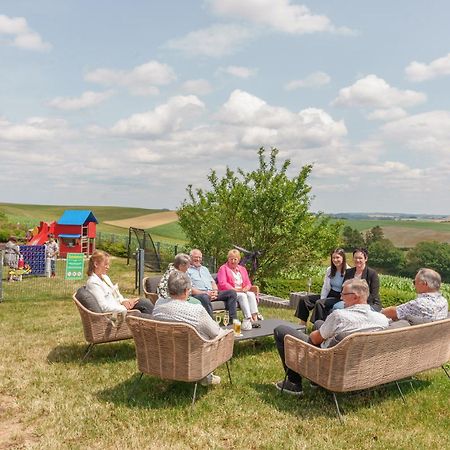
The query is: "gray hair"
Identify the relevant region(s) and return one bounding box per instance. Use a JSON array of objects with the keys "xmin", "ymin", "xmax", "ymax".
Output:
[
  {"xmin": 173, "ymin": 253, "xmax": 190, "ymax": 269},
  {"xmin": 167, "ymin": 271, "xmax": 192, "ymax": 296},
  {"xmin": 416, "ymin": 268, "xmax": 441, "ymax": 290},
  {"xmin": 189, "ymin": 248, "xmax": 202, "ymax": 257},
  {"xmin": 342, "ymin": 278, "xmax": 369, "ymax": 302}
]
